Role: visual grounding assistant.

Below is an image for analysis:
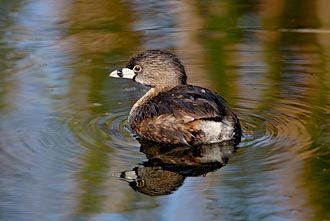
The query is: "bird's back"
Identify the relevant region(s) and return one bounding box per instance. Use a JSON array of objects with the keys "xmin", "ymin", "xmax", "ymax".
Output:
[{"xmin": 129, "ymin": 85, "xmax": 241, "ymax": 146}]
